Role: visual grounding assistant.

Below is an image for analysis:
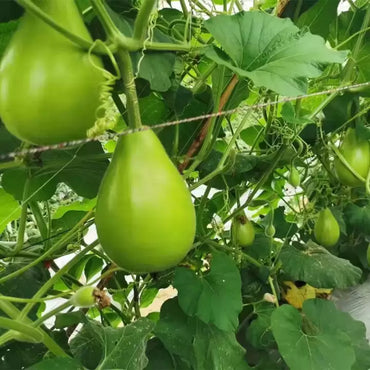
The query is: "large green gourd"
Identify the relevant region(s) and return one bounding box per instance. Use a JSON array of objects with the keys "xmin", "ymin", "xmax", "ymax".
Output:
[
  {"xmin": 0, "ymin": 0, "xmax": 104, "ymax": 145},
  {"xmin": 334, "ymin": 128, "xmax": 370, "ymax": 187},
  {"xmin": 95, "ymin": 129, "xmax": 196, "ymax": 273}
]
